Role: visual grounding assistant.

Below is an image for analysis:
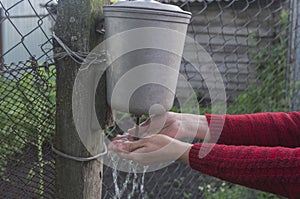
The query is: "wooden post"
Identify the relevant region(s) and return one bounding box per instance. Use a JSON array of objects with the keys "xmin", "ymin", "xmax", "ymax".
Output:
[{"xmin": 54, "ymin": 0, "xmax": 112, "ymax": 198}]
